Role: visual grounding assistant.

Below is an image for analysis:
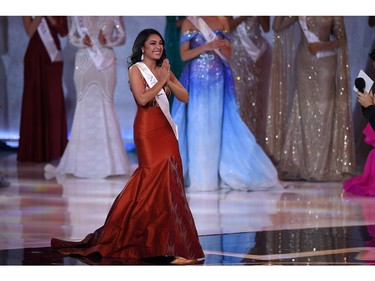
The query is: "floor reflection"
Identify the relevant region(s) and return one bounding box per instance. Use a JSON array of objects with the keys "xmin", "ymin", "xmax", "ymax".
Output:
[{"xmin": 2, "ymin": 150, "xmax": 375, "ymax": 265}]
